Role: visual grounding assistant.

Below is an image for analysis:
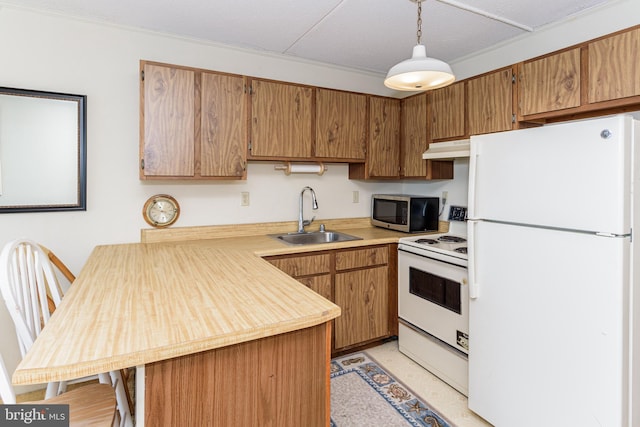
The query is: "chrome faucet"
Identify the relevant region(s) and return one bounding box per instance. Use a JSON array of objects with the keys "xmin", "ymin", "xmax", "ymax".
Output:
[{"xmin": 298, "ymin": 186, "xmax": 318, "ymax": 233}]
